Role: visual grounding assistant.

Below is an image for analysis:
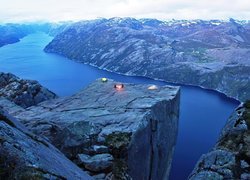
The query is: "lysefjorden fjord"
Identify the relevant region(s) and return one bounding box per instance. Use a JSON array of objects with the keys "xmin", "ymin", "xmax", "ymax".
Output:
[{"xmin": 0, "ymin": 32, "xmax": 239, "ymax": 179}]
